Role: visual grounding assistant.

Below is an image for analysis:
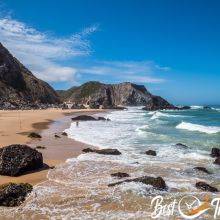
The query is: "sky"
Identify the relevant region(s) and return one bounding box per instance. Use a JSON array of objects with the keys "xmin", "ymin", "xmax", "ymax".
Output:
[{"xmin": 0, "ymin": 0, "xmax": 220, "ymax": 105}]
